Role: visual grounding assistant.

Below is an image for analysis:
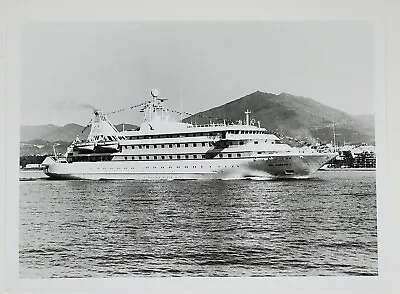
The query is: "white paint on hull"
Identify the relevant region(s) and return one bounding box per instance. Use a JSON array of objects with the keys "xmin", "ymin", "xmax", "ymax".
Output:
[{"xmin": 43, "ymin": 153, "xmax": 335, "ymax": 180}]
